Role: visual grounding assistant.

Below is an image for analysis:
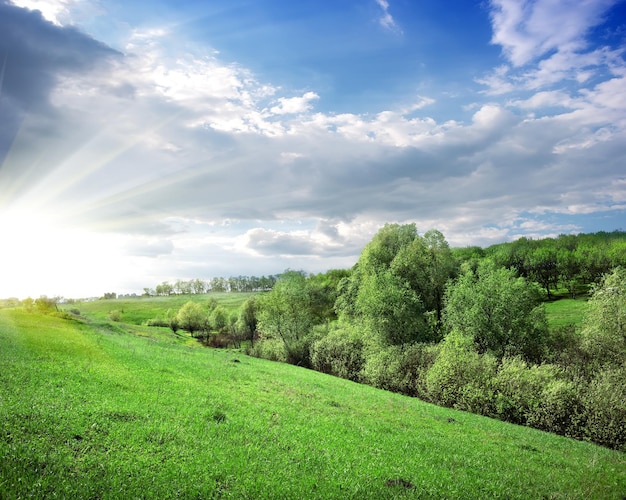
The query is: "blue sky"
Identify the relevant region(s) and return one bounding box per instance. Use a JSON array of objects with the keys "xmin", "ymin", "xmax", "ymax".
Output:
[{"xmin": 0, "ymin": 0, "xmax": 625, "ymax": 298}]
